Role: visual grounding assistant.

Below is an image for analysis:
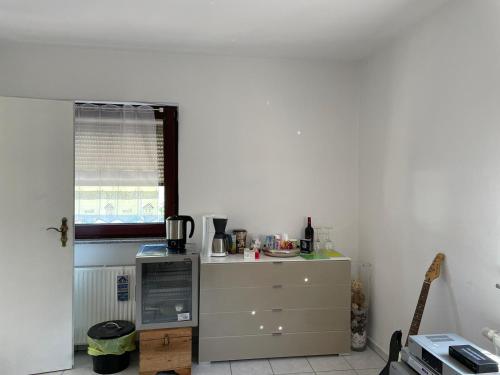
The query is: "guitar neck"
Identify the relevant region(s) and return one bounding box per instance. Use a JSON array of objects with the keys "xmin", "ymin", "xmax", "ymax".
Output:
[{"xmin": 406, "ymin": 281, "xmax": 431, "ymax": 346}]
